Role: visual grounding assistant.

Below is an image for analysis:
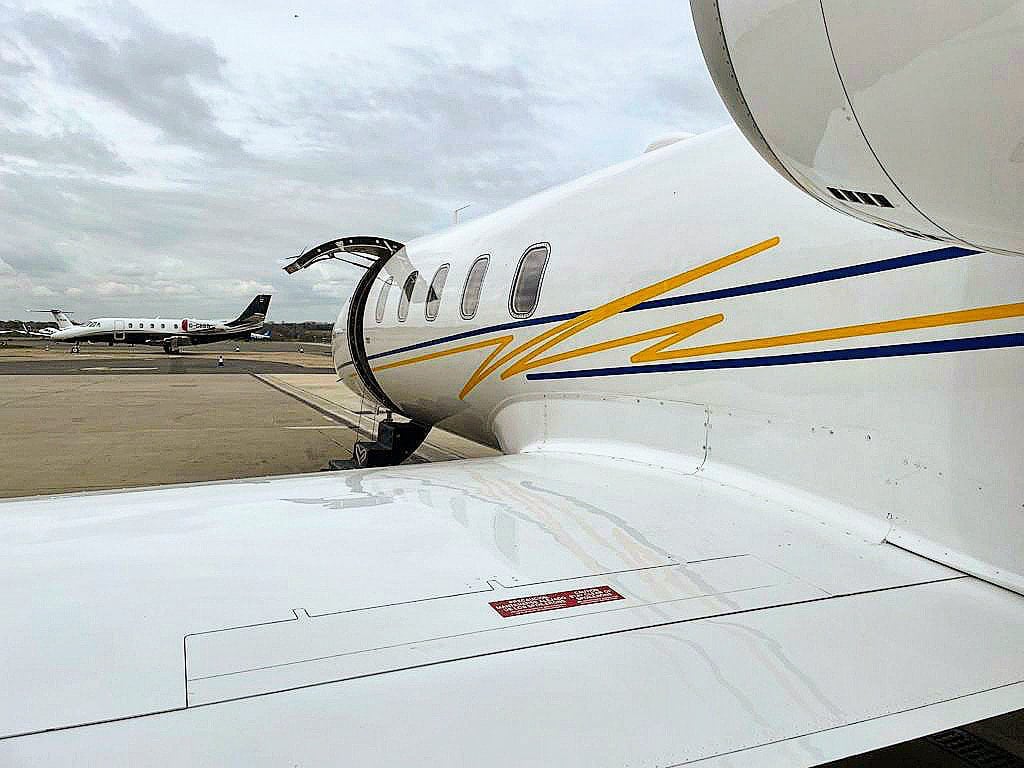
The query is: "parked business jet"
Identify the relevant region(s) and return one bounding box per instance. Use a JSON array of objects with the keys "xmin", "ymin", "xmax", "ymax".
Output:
[
  {"xmin": 18, "ymin": 322, "xmax": 57, "ymax": 338},
  {"xmin": 45, "ymin": 294, "xmax": 272, "ymax": 353},
  {"xmin": 1, "ymin": 5, "xmax": 1021, "ymax": 766},
  {"xmin": 250, "ymin": 330, "xmax": 271, "ymax": 341},
  {"xmin": 0, "ymin": 322, "xmax": 55, "ymax": 340}
]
